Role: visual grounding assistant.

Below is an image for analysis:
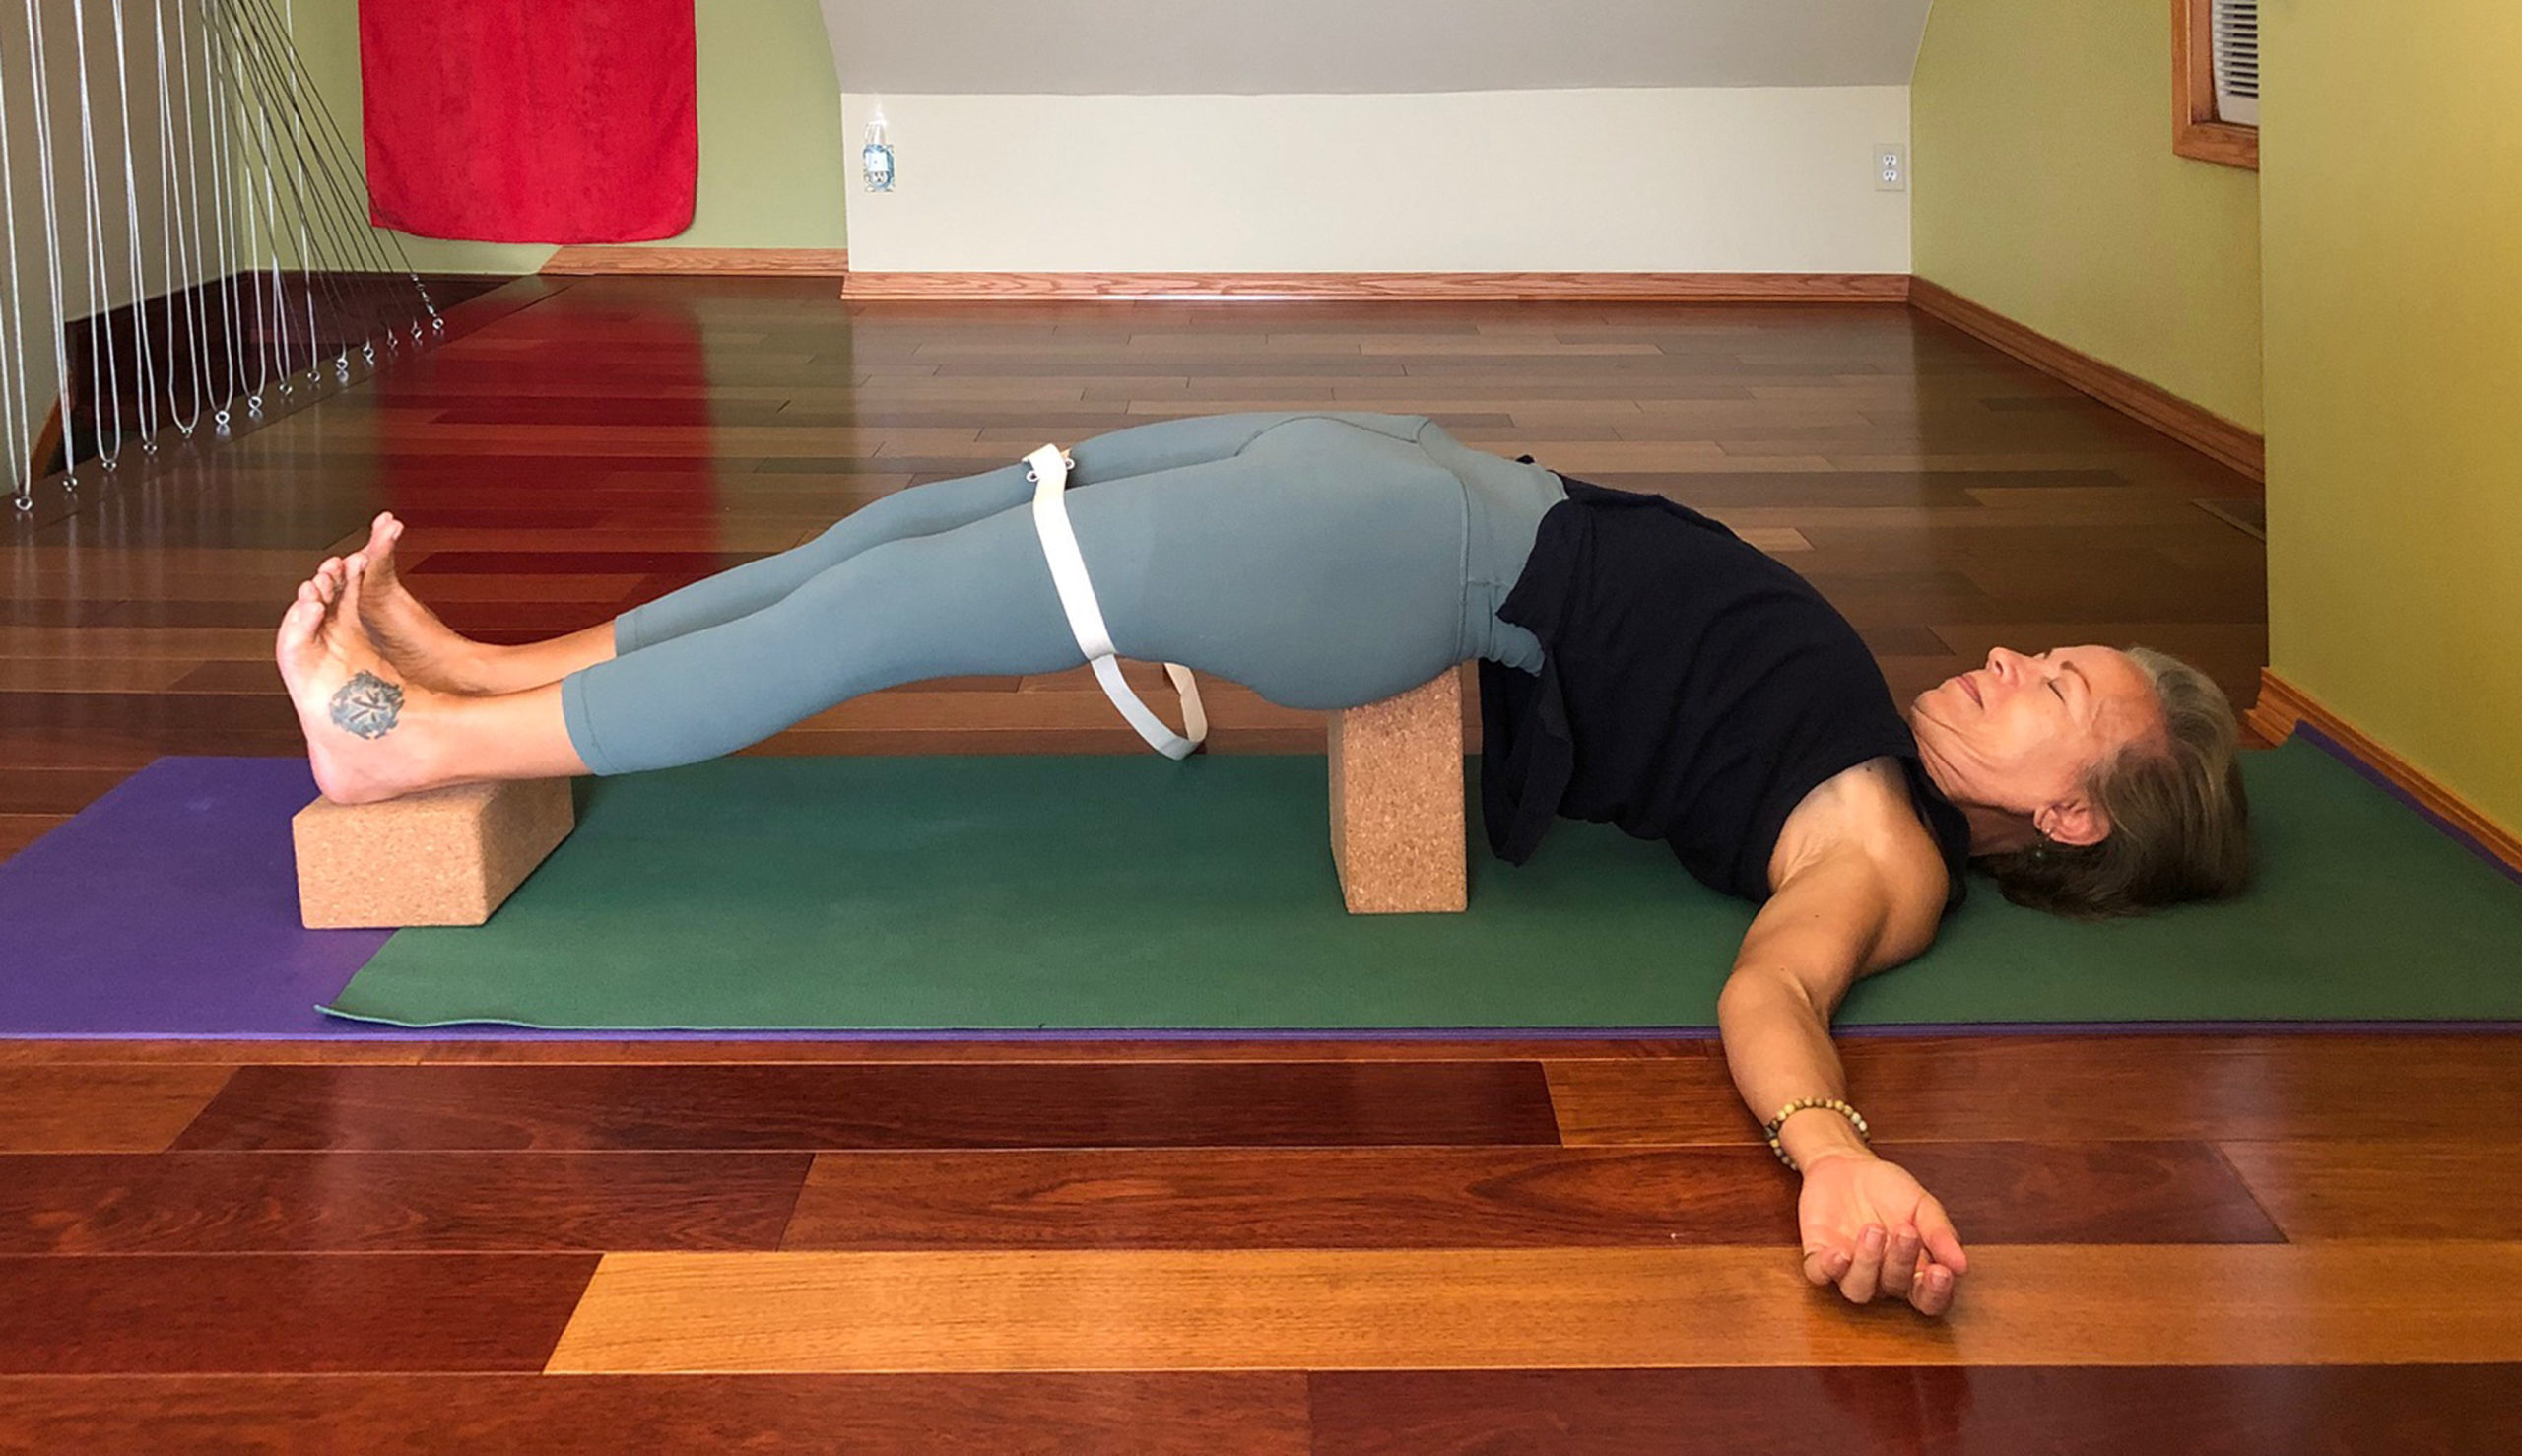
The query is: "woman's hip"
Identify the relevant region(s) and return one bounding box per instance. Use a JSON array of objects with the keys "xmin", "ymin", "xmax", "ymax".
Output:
[{"xmin": 1062, "ymin": 416, "xmax": 1559, "ymax": 705}]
